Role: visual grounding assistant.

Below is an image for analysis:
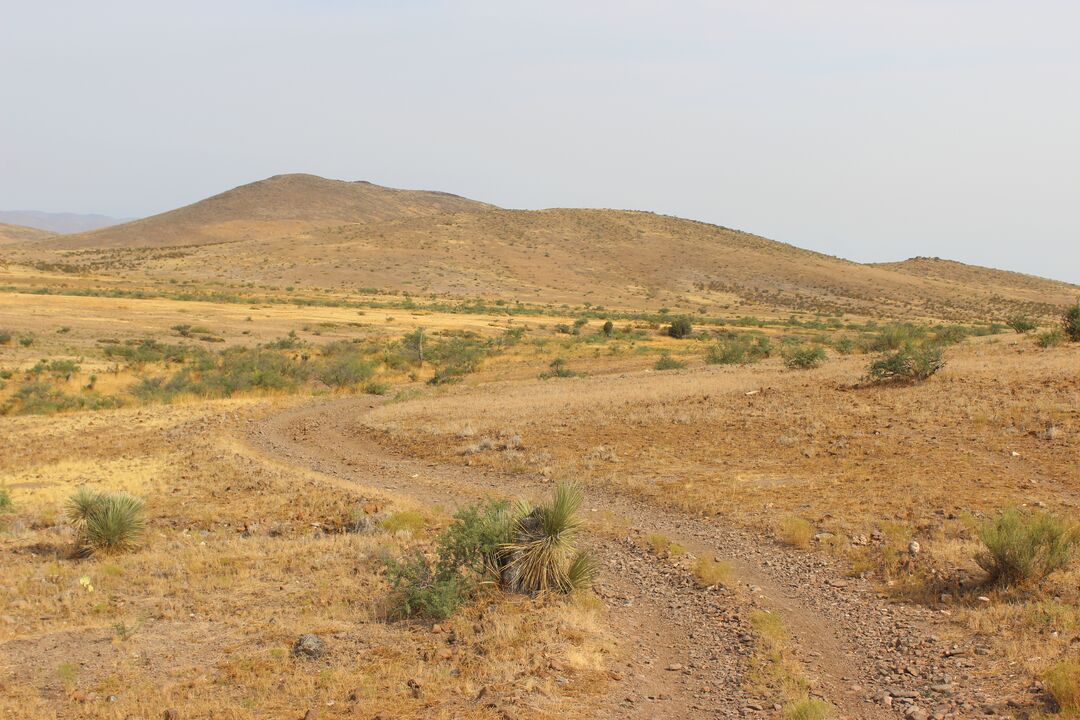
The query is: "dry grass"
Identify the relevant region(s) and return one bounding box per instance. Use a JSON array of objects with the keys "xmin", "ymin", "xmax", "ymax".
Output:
[
  {"xmin": 0, "ymin": 400, "xmax": 613, "ymax": 719},
  {"xmin": 778, "ymin": 517, "xmax": 814, "ymax": 549}
]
